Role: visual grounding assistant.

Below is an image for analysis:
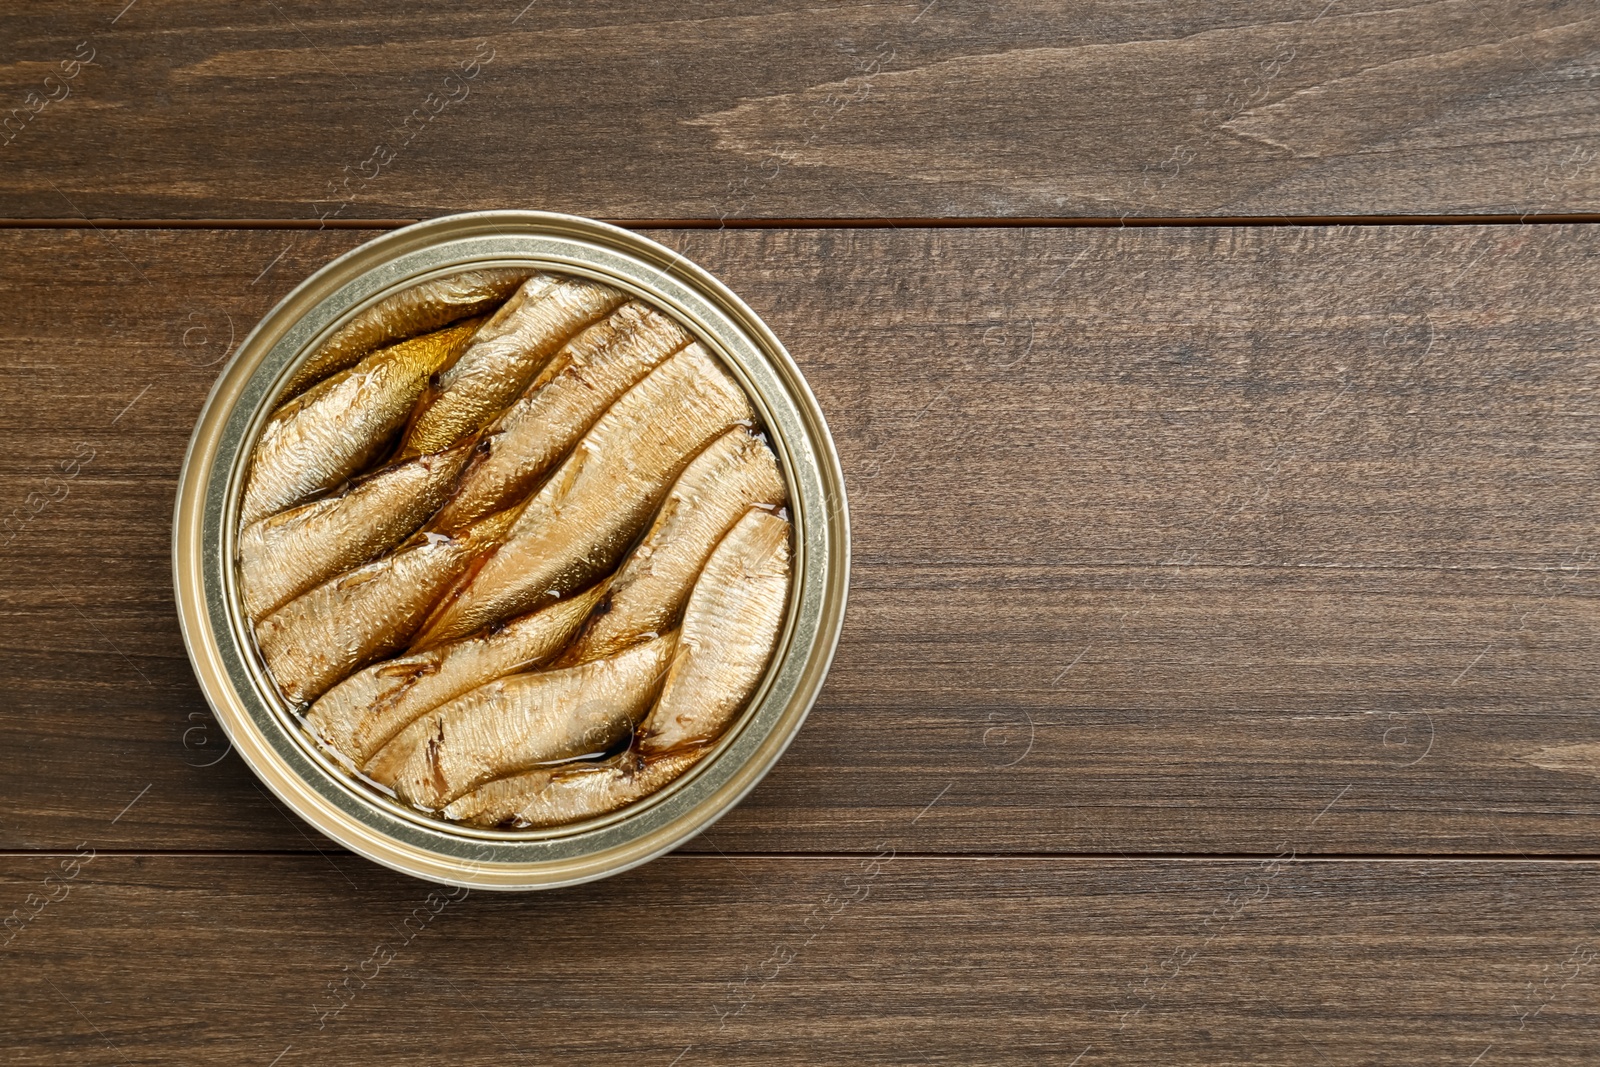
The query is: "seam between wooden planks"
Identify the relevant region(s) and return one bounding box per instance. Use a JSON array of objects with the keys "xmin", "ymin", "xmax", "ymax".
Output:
[
  {"xmin": 2, "ymin": 850, "xmax": 1598, "ymax": 862},
  {"xmin": 1, "ymin": 213, "xmax": 1600, "ymax": 230}
]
